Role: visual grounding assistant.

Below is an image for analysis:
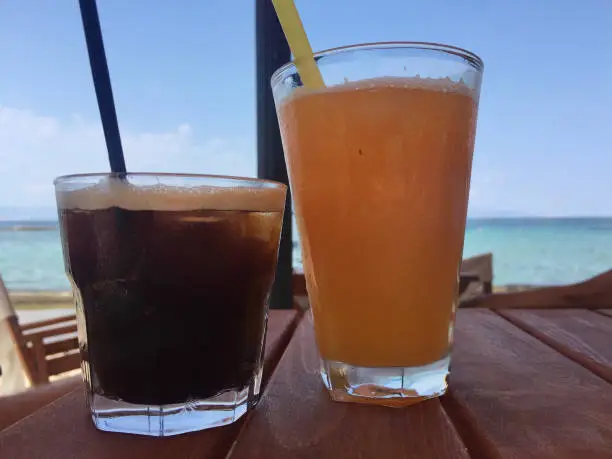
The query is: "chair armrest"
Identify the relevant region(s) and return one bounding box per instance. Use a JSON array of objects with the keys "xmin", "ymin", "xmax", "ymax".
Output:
[{"xmin": 20, "ymin": 314, "xmax": 77, "ymax": 331}]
